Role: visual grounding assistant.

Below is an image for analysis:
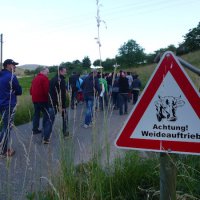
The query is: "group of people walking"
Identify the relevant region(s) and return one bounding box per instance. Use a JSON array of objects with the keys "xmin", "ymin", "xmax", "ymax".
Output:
[
  {"xmin": 0, "ymin": 60, "xmax": 69, "ymax": 158},
  {"xmin": 30, "ymin": 66, "xmax": 69, "ymax": 144},
  {"xmin": 0, "ymin": 58, "xmax": 142, "ymax": 158},
  {"xmin": 68, "ymin": 69, "xmax": 142, "ymax": 126}
]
